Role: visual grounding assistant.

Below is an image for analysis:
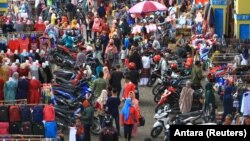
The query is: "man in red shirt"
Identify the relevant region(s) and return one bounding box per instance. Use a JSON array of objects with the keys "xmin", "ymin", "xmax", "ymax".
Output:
[{"xmin": 122, "ymin": 75, "xmax": 136, "ymax": 101}]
